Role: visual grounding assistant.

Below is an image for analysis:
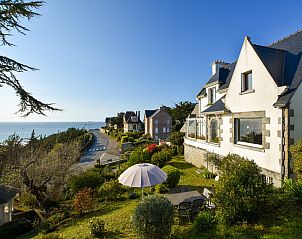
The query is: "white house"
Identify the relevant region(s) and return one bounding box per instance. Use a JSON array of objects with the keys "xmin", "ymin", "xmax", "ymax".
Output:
[
  {"xmin": 184, "ymin": 30, "xmax": 302, "ymax": 187},
  {"xmin": 0, "ymin": 185, "xmax": 19, "ymax": 225}
]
